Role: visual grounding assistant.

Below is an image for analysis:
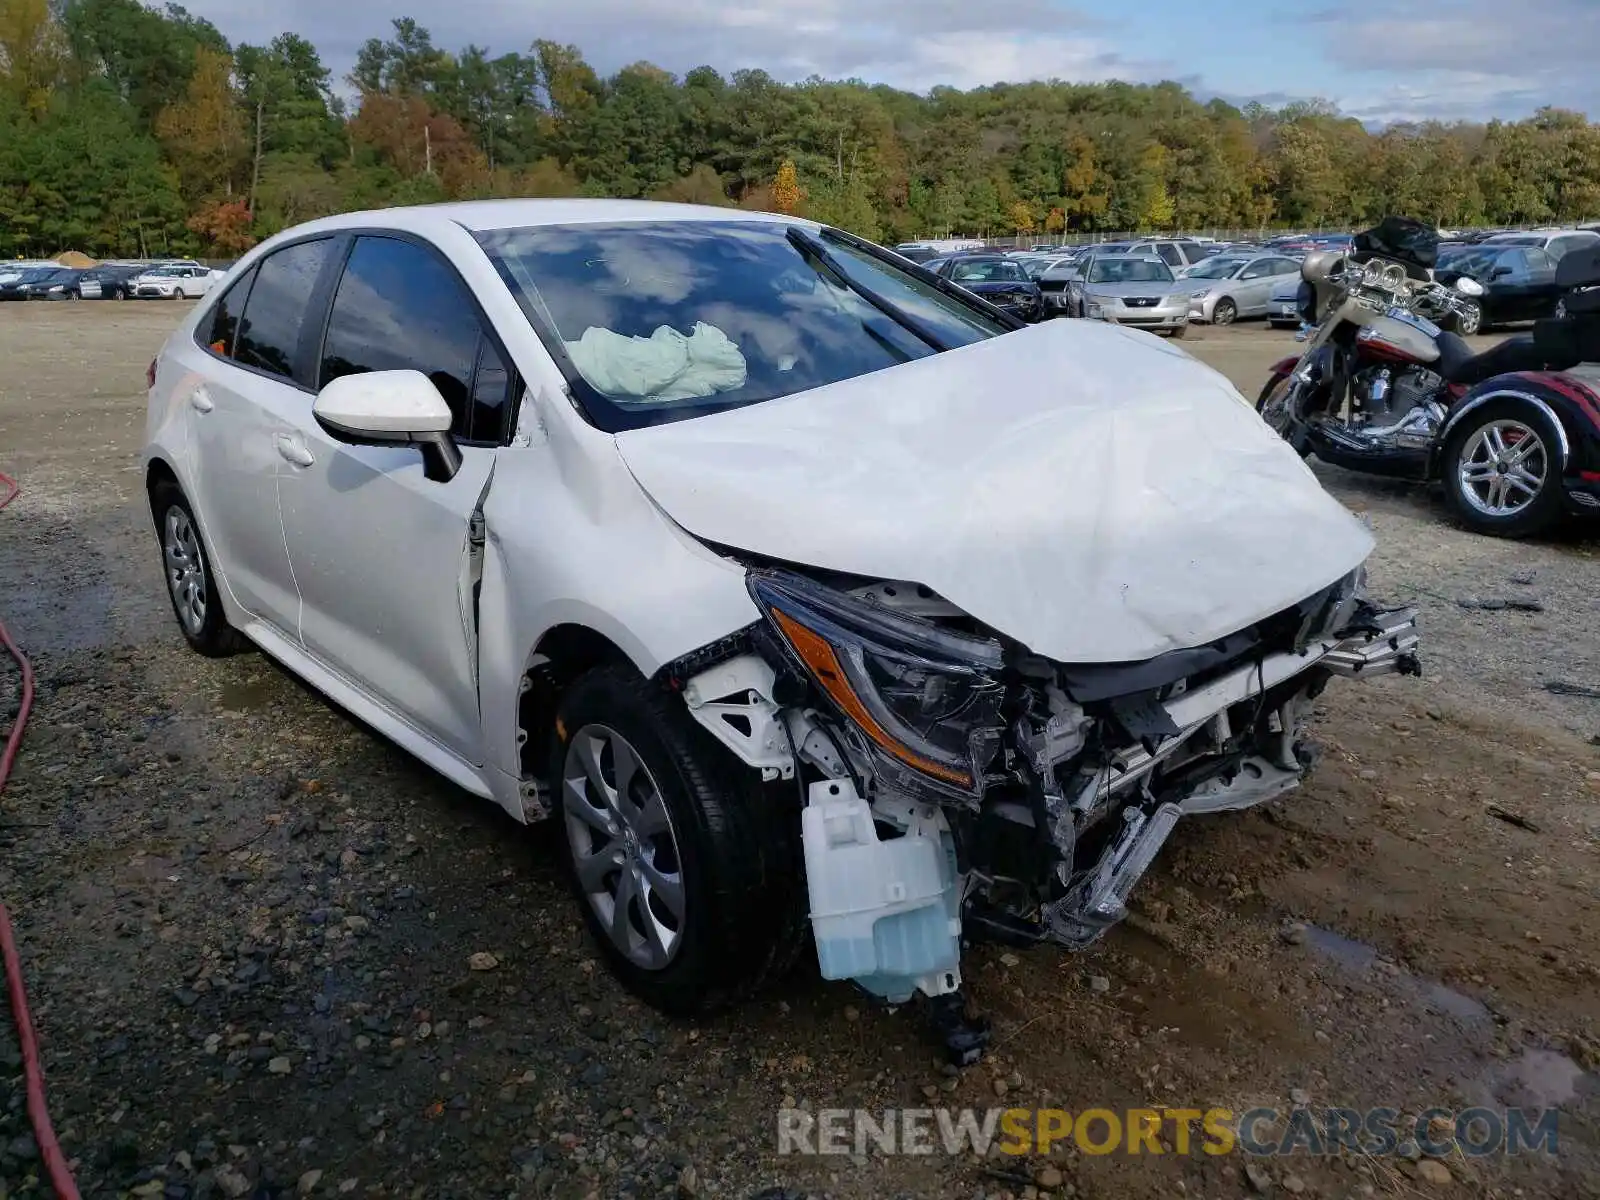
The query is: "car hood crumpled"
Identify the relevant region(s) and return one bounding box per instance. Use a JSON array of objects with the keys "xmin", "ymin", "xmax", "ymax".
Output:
[{"xmin": 613, "ymin": 319, "xmax": 1374, "ymax": 664}]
